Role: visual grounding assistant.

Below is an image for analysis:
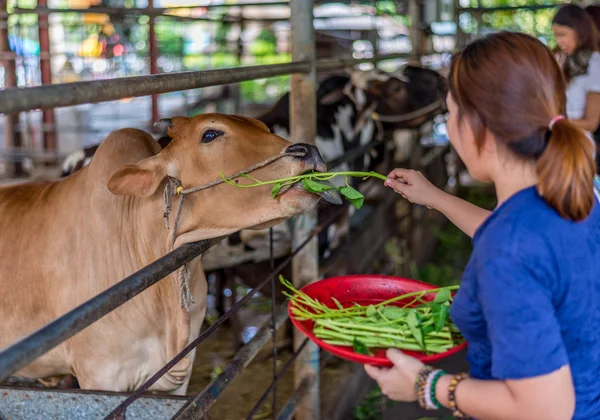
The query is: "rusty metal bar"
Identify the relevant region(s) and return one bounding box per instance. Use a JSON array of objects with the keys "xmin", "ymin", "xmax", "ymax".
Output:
[
  {"xmin": 102, "ymin": 212, "xmax": 338, "ymax": 420},
  {"xmin": 246, "ymin": 338, "xmax": 309, "ymax": 420},
  {"xmin": 0, "ymin": 53, "xmax": 410, "ymax": 115},
  {"xmin": 276, "ymin": 375, "xmax": 317, "ymax": 420},
  {"xmin": 0, "ymin": 237, "xmax": 225, "ymax": 383},
  {"xmin": 290, "ymin": 1, "xmax": 320, "ymax": 419},
  {"xmin": 315, "ymin": 52, "xmax": 411, "ymax": 71},
  {"xmin": 459, "ymin": 4, "xmax": 561, "ymax": 12},
  {"xmin": 171, "ymin": 303, "xmax": 290, "ymax": 419},
  {"xmin": 37, "ymin": 0, "xmax": 57, "ymax": 154},
  {"xmin": 5, "ymin": 2, "xmax": 291, "ymax": 16},
  {"xmin": 0, "ymin": 61, "xmax": 310, "ymax": 114},
  {"xmin": 148, "ymin": 0, "xmax": 159, "ymax": 124},
  {"xmin": 0, "ymin": 0, "xmax": 24, "ymax": 176}
]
